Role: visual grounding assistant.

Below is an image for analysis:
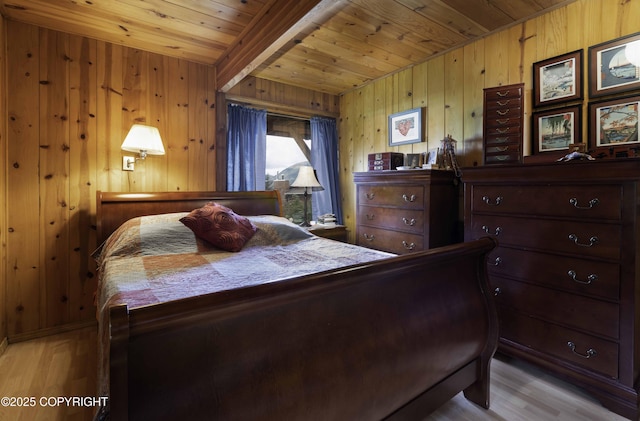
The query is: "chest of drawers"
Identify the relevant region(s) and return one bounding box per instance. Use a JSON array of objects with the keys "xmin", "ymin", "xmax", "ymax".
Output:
[
  {"xmin": 353, "ymin": 170, "xmax": 457, "ymax": 254},
  {"xmin": 463, "ymin": 160, "xmax": 640, "ymax": 420},
  {"xmin": 483, "ymin": 83, "xmax": 524, "ymax": 165}
]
